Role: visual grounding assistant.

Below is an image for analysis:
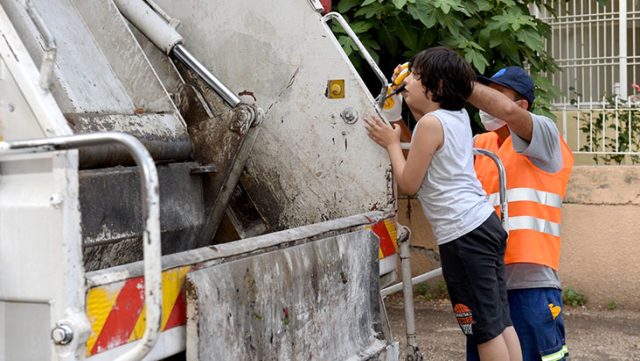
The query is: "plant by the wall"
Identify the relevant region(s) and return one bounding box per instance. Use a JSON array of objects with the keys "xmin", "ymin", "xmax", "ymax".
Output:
[{"xmin": 577, "ymin": 95, "xmax": 640, "ymax": 165}]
